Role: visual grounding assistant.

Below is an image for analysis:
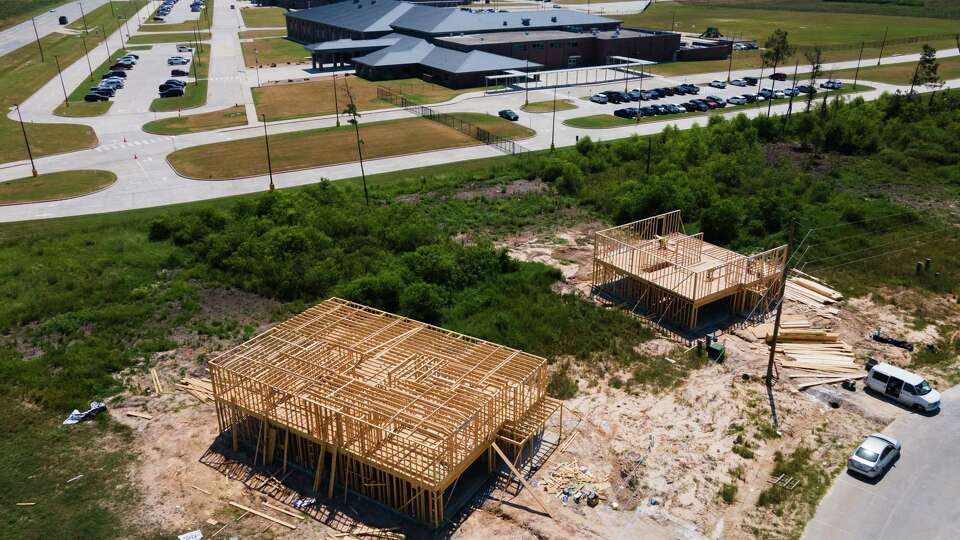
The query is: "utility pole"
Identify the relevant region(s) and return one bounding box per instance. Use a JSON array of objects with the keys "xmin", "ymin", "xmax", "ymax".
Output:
[
  {"xmin": 783, "ymin": 59, "xmax": 799, "ymax": 126},
  {"xmin": 31, "ymin": 18, "xmax": 45, "ymax": 62},
  {"xmin": 55, "ymin": 56, "xmax": 69, "ymax": 108},
  {"xmin": 260, "ymin": 114, "xmax": 275, "ymax": 191},
  {"xmin": 765, "ymin": 222, "xmax": 794, "ymax": 388},
  {"xmin": 726, "ymin": 44, "xmax": 734, "ymax": 82},
  {"xmin": 80, "ymin": 32, "xmax": 94, "ymax": 81},
  {"xmin": 877, "ymin": 27, "xmax": 888, "ymax": 66},
  {"xmin": 14, "ymin": 105, "xmax": 38, "ymax": 177},
  {"xmin": 102, "ymin": 26, "xmax": 111, "ymax": 56},
  {"xmin": 332, "ymin": 74, "xmax": 340, "ymax": 126},
  {"xmin": 852, "ymin": 41, "xmax": 865, "ymax": 90},
  {"xmin": 254, "ymin": 49, "xmax": 262, "ymax": 88},
  {"xmin": 524, "ymin": 49, "xmax": 530, "ymax": 105},
  {"xmin": 108, "ymin": 0, "xmax": 116, "ymax": 18},
  {"xmin": 550, "ymin": 86, "xmax": 557, "ymax": 152},
  {"xmin": 766, "ymin": 59, "xmax": 778, "ymax": 117}
]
